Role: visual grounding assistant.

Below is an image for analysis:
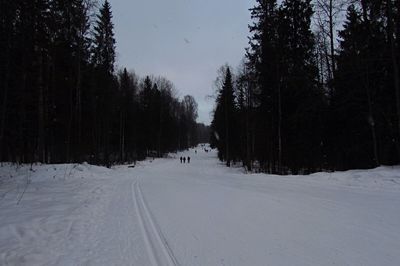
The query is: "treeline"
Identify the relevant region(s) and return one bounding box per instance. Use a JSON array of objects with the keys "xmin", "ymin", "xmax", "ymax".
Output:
[
  {"xmin": 210, "ymin": 0, "xmax": 400, "ymax": 174},
  {"xmin": 0, "ymin": 0, "xmax": 201, "ymax": 166},
  {"xmin": 196, "ymin": 123, "xmax": 211, "ymax": 144}
]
